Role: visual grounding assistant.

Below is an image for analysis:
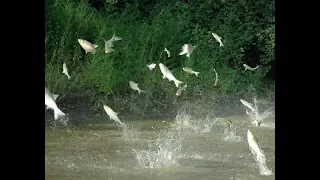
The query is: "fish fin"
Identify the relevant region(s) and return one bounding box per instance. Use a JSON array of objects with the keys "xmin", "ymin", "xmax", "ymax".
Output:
[
  {"xmin": 93, "ymin": 44, "xmax": 99, "ymax": 48},
  {"xmin": 85, "ymin": 51, "xmax": 88, "ymax": 54},
  {"xmin": 54, "ymin": 108, "xmax": 66, "ymax": 120},
  {"xmin": 53, "ymin": 94, "xmax": 59, "ymax": 100},
  {"xmin": 174, "ymin": 80, "xmax": 183, "ymax": 88},
  {"xmin": 179, "ymin": 50, "xmax": 186, "ymax": 55},
  {"xmin": 114, "ymin": 36, "xmax": 122, "ymax": 41}
]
